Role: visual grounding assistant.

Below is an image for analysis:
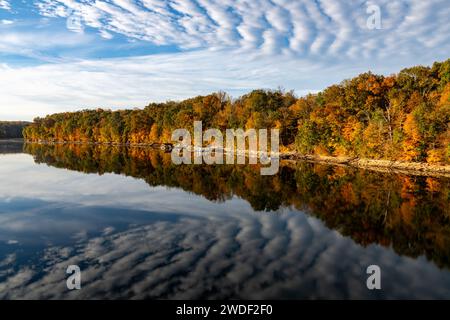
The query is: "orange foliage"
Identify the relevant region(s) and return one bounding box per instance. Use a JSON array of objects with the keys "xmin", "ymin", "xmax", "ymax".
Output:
[{"xmin": 402, "ymin": 113, "xmax": 422, "ymax": 161}]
